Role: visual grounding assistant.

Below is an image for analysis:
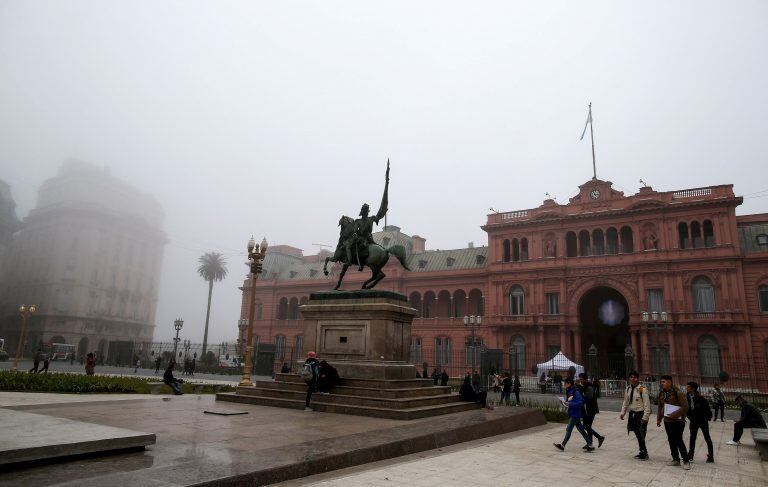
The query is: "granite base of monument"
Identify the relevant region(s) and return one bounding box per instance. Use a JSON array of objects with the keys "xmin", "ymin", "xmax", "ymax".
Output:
[{"xmin": 219, "ymin": 290, "xmax": 477, "ymax": 419}]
